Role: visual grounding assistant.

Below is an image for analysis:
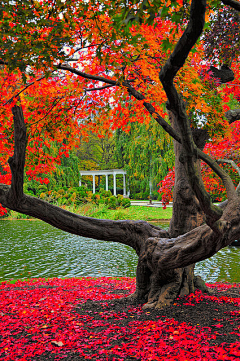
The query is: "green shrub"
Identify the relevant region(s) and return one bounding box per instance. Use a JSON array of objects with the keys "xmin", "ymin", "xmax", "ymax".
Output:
[
  {"xmin": 92, "ymin": 193, "xmax": 100, "ymax": 204},
  {"xmin": 121, "ymin": 198, "xmax": 131, "ymax": 208},
  {"xmin": 134, "ymin": 192, "xmax": 143, "ymax": 200},
  {"xmin": 26, "ymin": 190, "xmax": 35, "ymax": 196},
  {"xmin": 76, "ymin": 186, "xmax": 88, "ymax": 197},
  {"xmin": 38, "ymin": 185, "xmax": 48, "ymax": 193},
  {"xmin": 107, "ymin": 196, "xmax": 118, "ymax": 209},
  {"xmin": 142, "ymin": 191, "xmax": 150, "ymax": 200},
  {"xmin": 117, "ymin": 194, "xmax": 124, "ymax": 205},
  {"xmin": 99, "ymin": 189, "xmax": 112, "ymax": 198},
  {"xmin": 57, "ymin": 189, "xmax": 65, "ymax": 195}
]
